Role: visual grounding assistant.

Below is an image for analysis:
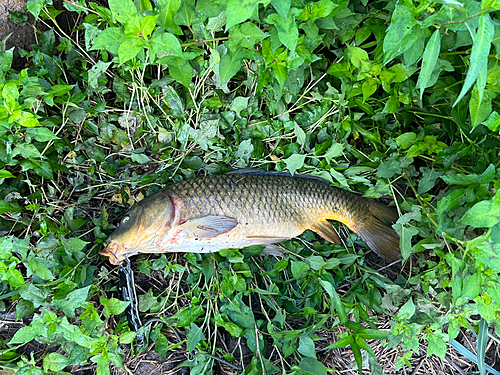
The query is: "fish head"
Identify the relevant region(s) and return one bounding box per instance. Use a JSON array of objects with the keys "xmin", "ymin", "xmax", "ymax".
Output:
[{"xmin": 99, "ymin": 191, "xmax": 175, "ymax": 265}]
